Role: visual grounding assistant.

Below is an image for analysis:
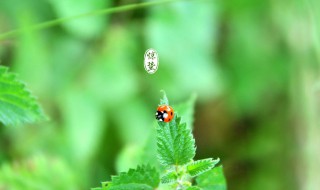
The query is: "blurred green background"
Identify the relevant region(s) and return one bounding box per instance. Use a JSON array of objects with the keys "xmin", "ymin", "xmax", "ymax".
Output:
[{"xmin": 0, "ymin": 0, "xmax": 319, "ymax": 189}]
